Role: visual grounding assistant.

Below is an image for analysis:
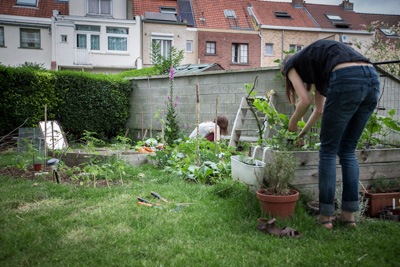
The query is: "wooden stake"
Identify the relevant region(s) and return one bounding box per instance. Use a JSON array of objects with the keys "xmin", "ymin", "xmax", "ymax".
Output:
[
  {"xmin": 44, "ymin": 104, "xmax": 47, "ymax": 168},
  {"xmin": 214, "ymin": 96, "xmax": 218, "ymax": 154},
  {"xmin": 196, "ymin": 83, "xmax": 200, "ymax": 165}
]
